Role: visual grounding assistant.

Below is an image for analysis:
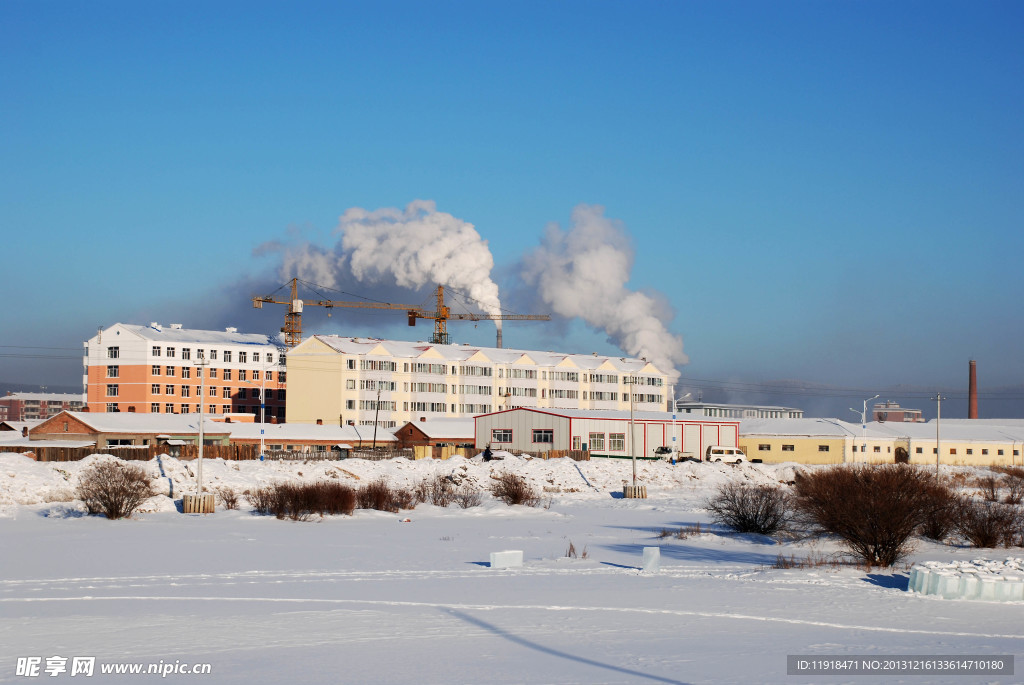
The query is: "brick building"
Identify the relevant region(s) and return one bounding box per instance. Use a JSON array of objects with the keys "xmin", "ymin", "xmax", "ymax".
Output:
[
  {"xmin": 84, "ymin": 323, "xmax": 286, "ymax": 421},
  {"xmin": 0, "ymin": 392, "xmax": 85, "ymax": 422}
]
